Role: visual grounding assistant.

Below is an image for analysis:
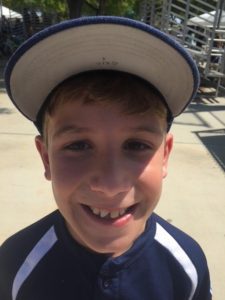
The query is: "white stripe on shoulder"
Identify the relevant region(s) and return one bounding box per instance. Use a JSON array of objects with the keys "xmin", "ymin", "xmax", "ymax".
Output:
[
  {"xmin": 12, "ymin": 226, "xmax": 58, "ymax": 300},
  {"xmin": 154, "ymin": 222, "xmax": 198, "ymax": 300}
]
